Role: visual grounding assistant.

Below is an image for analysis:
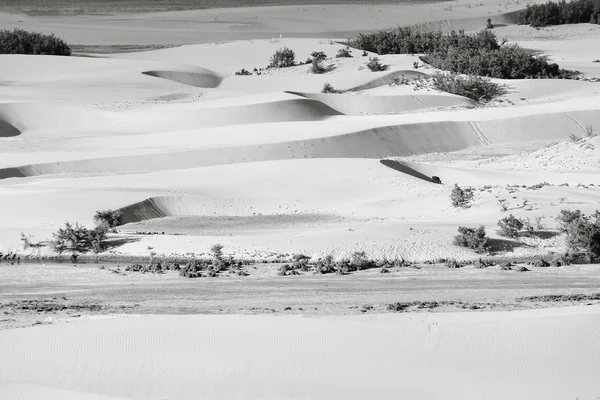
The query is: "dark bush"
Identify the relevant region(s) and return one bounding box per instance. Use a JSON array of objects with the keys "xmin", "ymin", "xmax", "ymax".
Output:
[
  {"xmin": 486, "ymin": 18, "xmax": 494, "ymax": 29},
  {"xmin": 235, "ymin": 68, "xmax": 252, "ymax": 75},
  {"xmin": 497, "ymin": 214, "xmax": 524, "ymax": 238},
  {"xmin": 336, "ymin": 47, "xmax": 353, "ymax": 58},
  {"xmin": 453, "ymin": 225, "xmax": 489, "ymax": 252},
  {"xmin": 311, "ymin": 51, "xmax": 327, "ymax": 61},
  {"xmin": 519, "ymin": 0, "xmax": 600, "ymax": 27},
  {"xmin": 0, "ymin": 28, "xmax": 71, "ymax": 55},
  {"xmin": 350, "ymin": 28, "xmax": 575, "ymax": 79},
  {"xmin": 93, "ymin": 209, "xmax": 123, "ymax": 228},
  {"xmin": 269, "ymin": 47, "xmax": 295, "ymax": 68},
  {"xmin": 311, "ymin": 57, "xmax": 327, "ymax": 74},
  {"xmin": 52, "ymin": 222, "xmax": 107, "ymax": 254},
  {"xmin": 450, "ymin": 184, "xmax": 474, "ymax": 208},
  {"xmin": 429, "ymin": 71, "xmax": 506, "ymax": 102}
]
